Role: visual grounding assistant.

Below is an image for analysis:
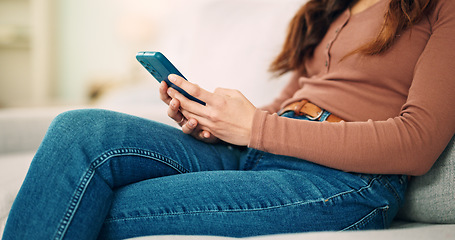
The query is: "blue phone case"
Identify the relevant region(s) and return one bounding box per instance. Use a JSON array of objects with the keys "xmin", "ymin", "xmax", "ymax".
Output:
[{"xmin": 136, "ymin": 51, "xmax": 206, "ymax": 105}]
